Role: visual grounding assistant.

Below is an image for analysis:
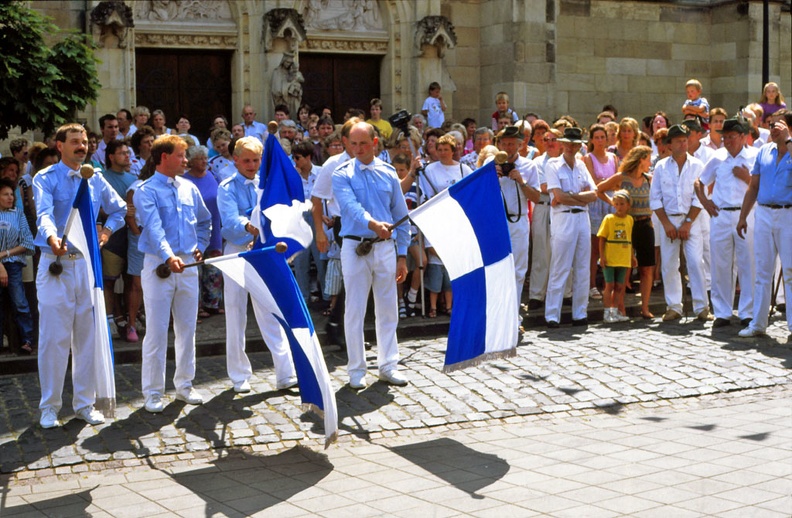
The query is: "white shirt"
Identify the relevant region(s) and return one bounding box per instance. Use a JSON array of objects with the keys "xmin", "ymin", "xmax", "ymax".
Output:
[
  {"xmin": 311, "ymin": 151, "xmax": 350, "ymax": 217},
  {"xmin": 420, "ymin": 162, "xmax": 471, "ymax": 200},
  {"xmin": 698, "ymin": 146, "xmax": 759, "ymax": 209},
  {"xmin": 650, "ymin": 154, "xmax": 705, "ymax": 215},
  {"xmin": 545, "ymin": 155, "xmax": 596, "ymax": 215}
]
